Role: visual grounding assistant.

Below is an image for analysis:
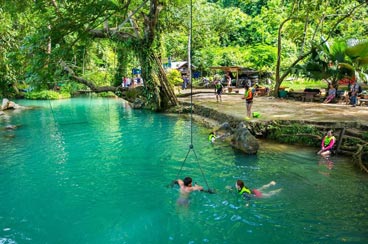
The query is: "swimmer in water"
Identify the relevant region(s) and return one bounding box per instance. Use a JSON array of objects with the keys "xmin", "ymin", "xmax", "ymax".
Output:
[
  {"xmin": 176, "ymin": 177, "xmax": 203, "ymax": 207},
  {"xmin": 227, "ymin": 180, "xmax": 282, "ymax": 206},
  {"xmin": 208, "ymin": 132, "xmax": 216, "ymax": 143}
]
